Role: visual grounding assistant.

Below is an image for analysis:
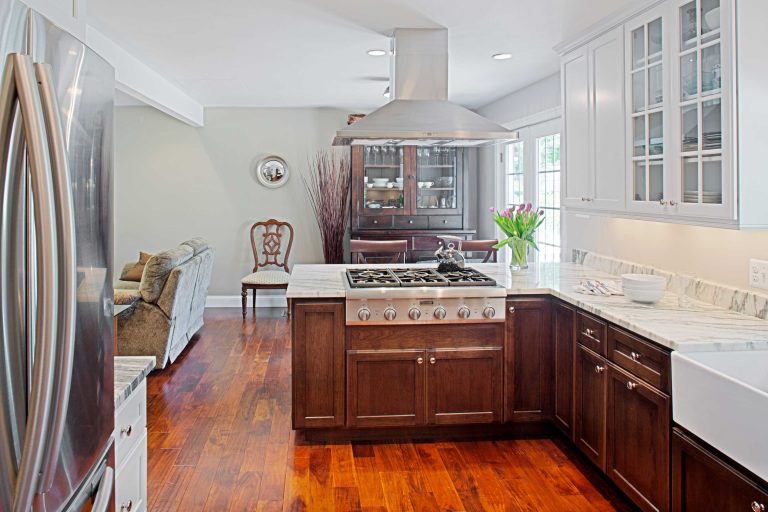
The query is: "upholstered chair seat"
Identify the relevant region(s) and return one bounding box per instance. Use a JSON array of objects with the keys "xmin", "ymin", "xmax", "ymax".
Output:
[{"xmin": 241, "ymin": 270, "xmax": 290, "ymax": 285}]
